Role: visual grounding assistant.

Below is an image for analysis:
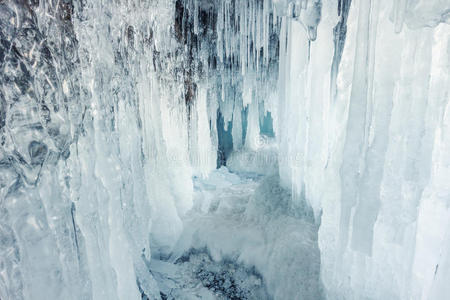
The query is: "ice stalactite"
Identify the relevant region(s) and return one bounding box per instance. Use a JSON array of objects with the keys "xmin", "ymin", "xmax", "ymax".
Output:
[
  {"xmin": 0, "ymin": 0, "xmax": 284, "ymax": 298},
  {"xmin": 330, "ymin": 0, "xmax": 352, "ymax": 100}
]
